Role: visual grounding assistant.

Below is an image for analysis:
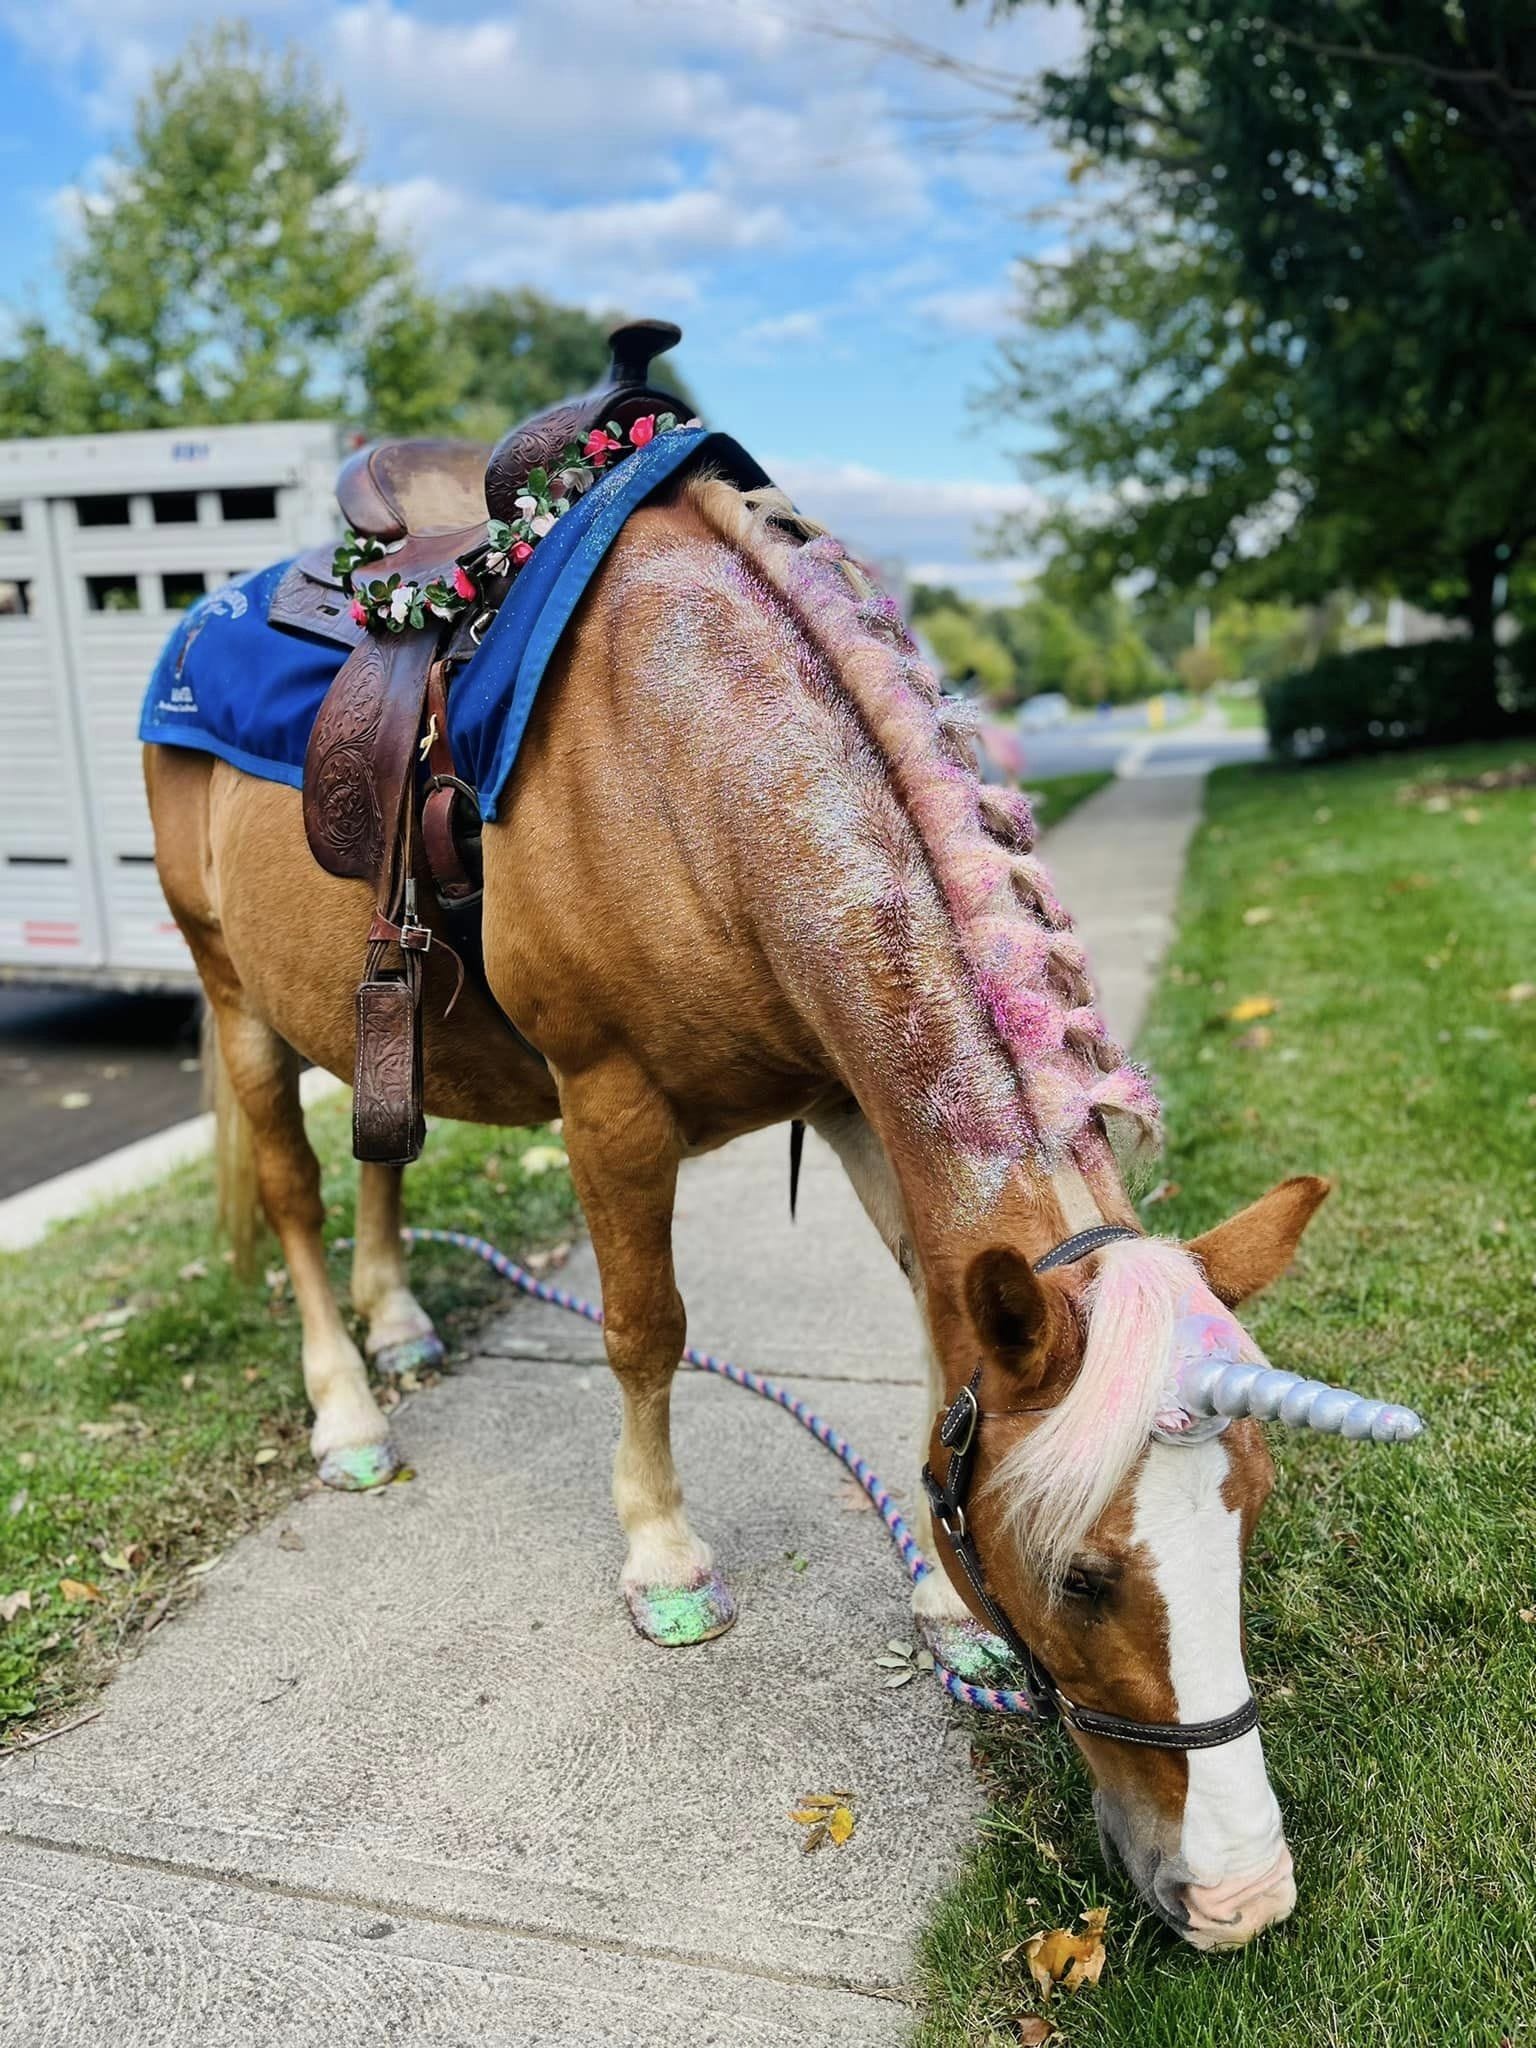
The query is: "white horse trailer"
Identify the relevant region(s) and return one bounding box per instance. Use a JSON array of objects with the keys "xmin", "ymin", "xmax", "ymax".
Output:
[{"xmin": 0, "ymin": 421, "xmax": 342, "ymax": 991}]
